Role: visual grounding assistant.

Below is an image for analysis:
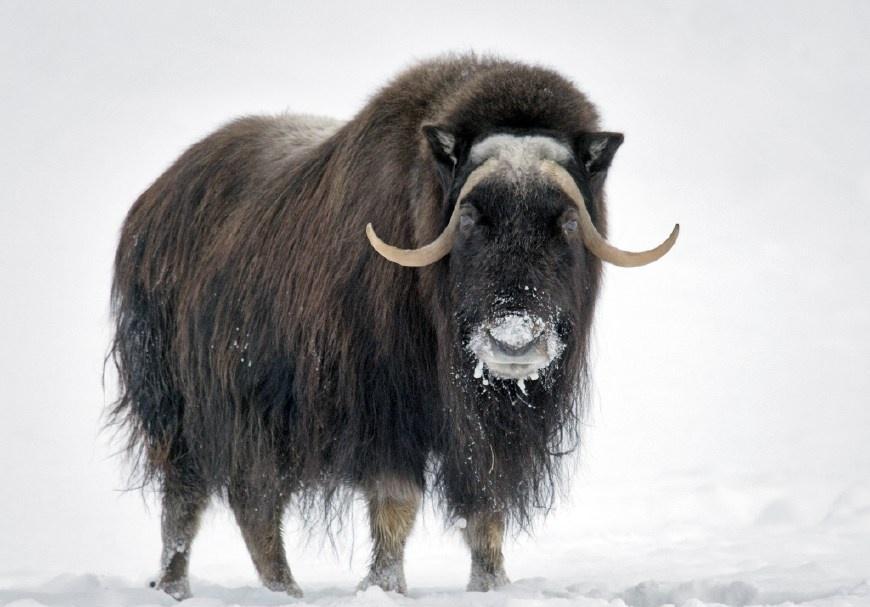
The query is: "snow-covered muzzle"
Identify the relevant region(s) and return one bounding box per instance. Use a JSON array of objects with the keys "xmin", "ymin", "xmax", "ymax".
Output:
[{"xmin": 467, "ymin": 312, "xmax": 566, "ymax": 390}]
